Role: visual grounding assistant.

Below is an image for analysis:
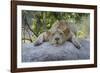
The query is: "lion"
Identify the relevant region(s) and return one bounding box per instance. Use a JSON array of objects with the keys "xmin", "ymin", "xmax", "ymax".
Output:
[{"xmin": 34, "ymin": 20, "xmax": 81, "ymax": 49}]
